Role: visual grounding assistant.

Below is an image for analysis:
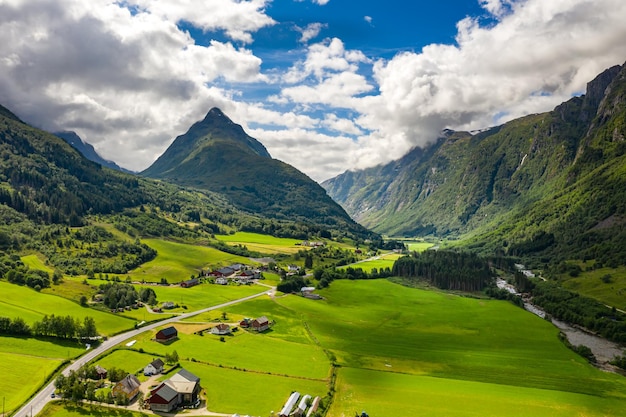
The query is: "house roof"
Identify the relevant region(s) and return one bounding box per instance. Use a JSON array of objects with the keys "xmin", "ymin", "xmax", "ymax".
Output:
[
  {"xmin": 117, "ymin": 374, "xmax": 141, "ymax": 394},
  {"xmin": 171, "ymin": 368, "xmax": 200, "ymax": 383},
  {"xmin": 254, "ymin": 316, "xmax": 269, "ymax": 325},
  {"xmin": 217, "ymin": 267, "xmax": 234, "ymax": 275},
  {"xmin": 215, "ymin": 323, "xmax": 230, "ymax": 330},
  {"xmin": 95, "ymin": 365, "xmax": 107, "ymax": 374},
  {"xmin": 149, "ymin": 358, "xmax": 164, "ymax": 369},
  {"xmin": 157, "ymin": 326, "xmax": 177, "ymax": 338},
  {"xmin": 151, "ymin": 382, "xmax": 178, "ymax": 403}
]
